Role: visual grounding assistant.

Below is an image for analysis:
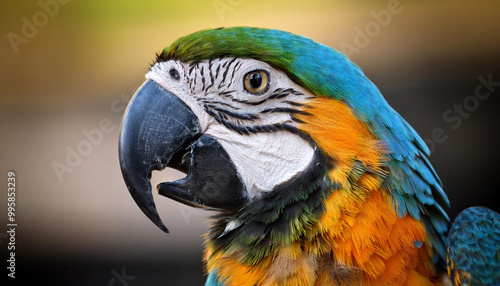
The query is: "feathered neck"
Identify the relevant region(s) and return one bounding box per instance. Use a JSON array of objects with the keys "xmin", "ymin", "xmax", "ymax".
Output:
[{"xmin": 205, "ymin": 148, "xmax": 333, "ymax": 266}]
